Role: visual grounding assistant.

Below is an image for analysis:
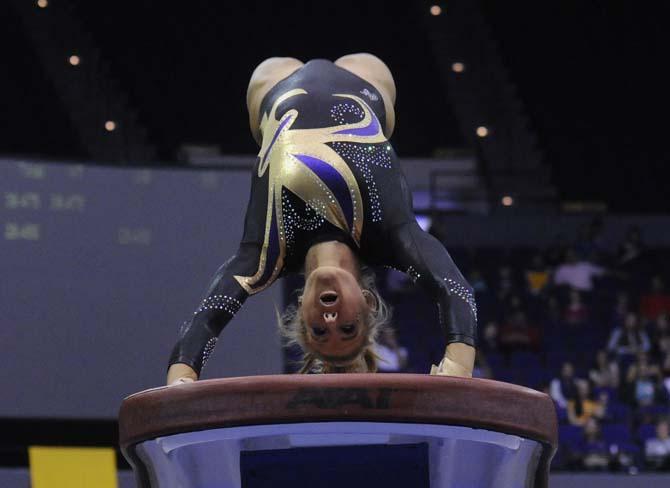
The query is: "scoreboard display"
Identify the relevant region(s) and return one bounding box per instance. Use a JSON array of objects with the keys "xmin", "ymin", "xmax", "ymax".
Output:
[{"xmin": 0, "ymin": 159, "xmax": 283, "ymax": 418}]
